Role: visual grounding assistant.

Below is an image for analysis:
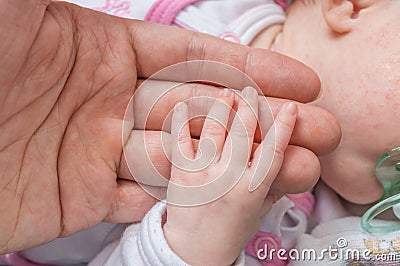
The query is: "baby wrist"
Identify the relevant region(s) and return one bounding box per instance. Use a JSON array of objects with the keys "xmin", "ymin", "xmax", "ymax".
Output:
[{"xmin": 163, "ymin": 223, "xmax": 240, "ymax": 266}]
